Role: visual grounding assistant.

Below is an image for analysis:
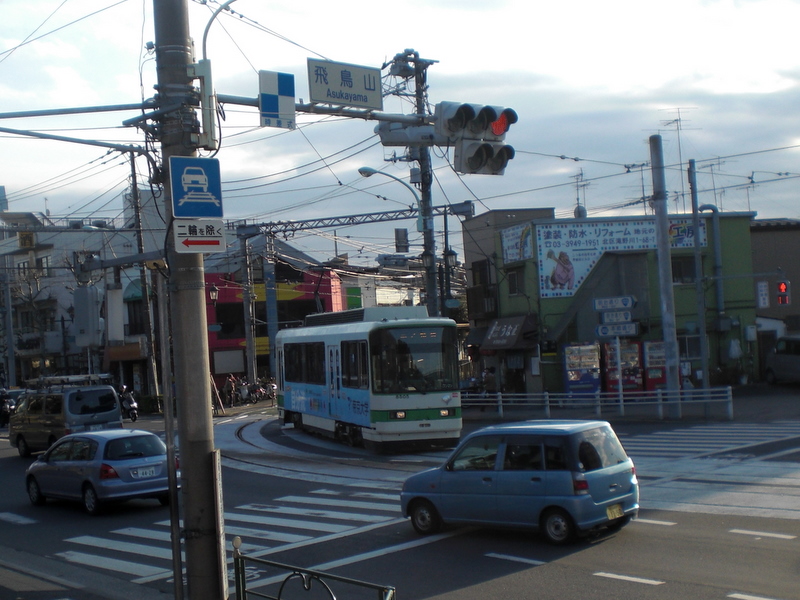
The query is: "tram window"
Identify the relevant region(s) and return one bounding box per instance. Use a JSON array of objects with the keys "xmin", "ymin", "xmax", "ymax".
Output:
[
  {"xmin": 342, "ymin": 340, "xmax": 369, "ymax": 389},
  {"xmin": 284, "ymin": 342, "xmax": 326, "ymax": 385}
]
